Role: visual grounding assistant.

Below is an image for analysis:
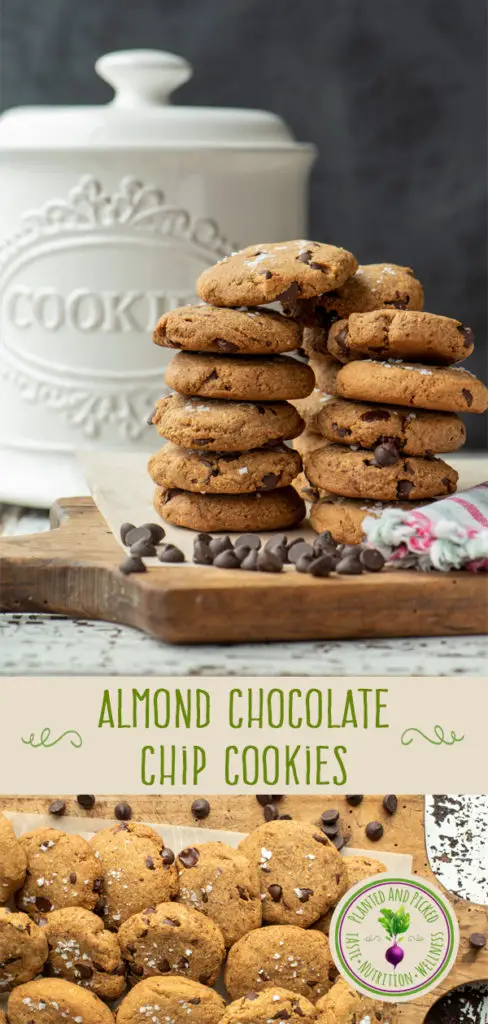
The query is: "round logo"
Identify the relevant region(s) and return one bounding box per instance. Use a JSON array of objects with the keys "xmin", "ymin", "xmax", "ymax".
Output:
[{"xmin": 330, "ymin": 874, "xmax": 459, "ymax": 1003}]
